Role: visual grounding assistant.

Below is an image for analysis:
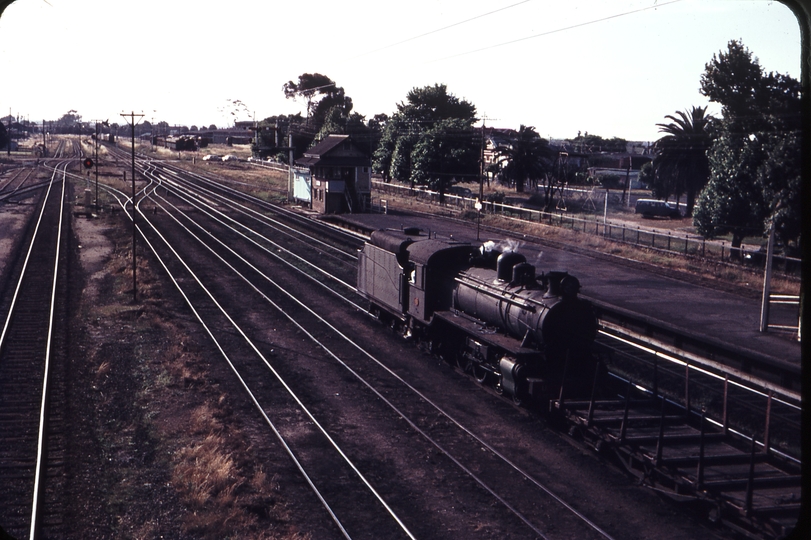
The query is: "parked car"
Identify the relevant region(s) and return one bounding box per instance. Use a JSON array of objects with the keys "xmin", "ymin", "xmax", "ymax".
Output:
[
  {"xmin": 222, "ymin": 154, "xmax": 239, "ymax": 162},
  {"xmin": 635, "ymin": 198, "xmax": 682, "ymax": 218},
  {"xmin": 448, "ymin": 186, "xmax": 473, "ymax": 197},
  {"xmin": 202, "ymin": 154, "xmax": 221, "ymax": 162}
]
